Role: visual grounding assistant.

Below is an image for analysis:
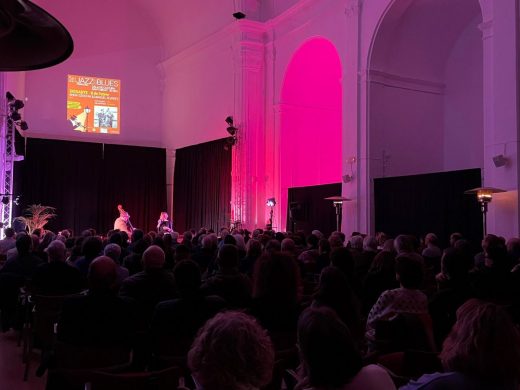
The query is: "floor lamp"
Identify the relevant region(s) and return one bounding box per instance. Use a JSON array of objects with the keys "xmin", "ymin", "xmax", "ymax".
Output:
[
  {"xmin": 324, "ymin": 196, "xmax": 351, "ymax": 232},
  {"xmin": 464, "ymin": 187, "xmax": 505, "ymax": 237}
]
